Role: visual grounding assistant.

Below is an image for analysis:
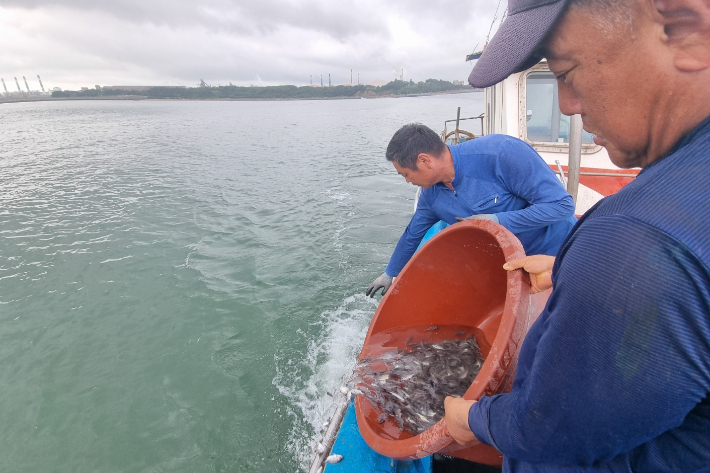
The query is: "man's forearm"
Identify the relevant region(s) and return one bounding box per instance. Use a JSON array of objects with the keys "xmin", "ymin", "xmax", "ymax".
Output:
[
  {"xmin": 496, "ymin": 197, "xmax": 575, "ymax": 233},
  {"xmin": 384, "ymin": 229, "xmax": 422, "ymax": 277}
]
